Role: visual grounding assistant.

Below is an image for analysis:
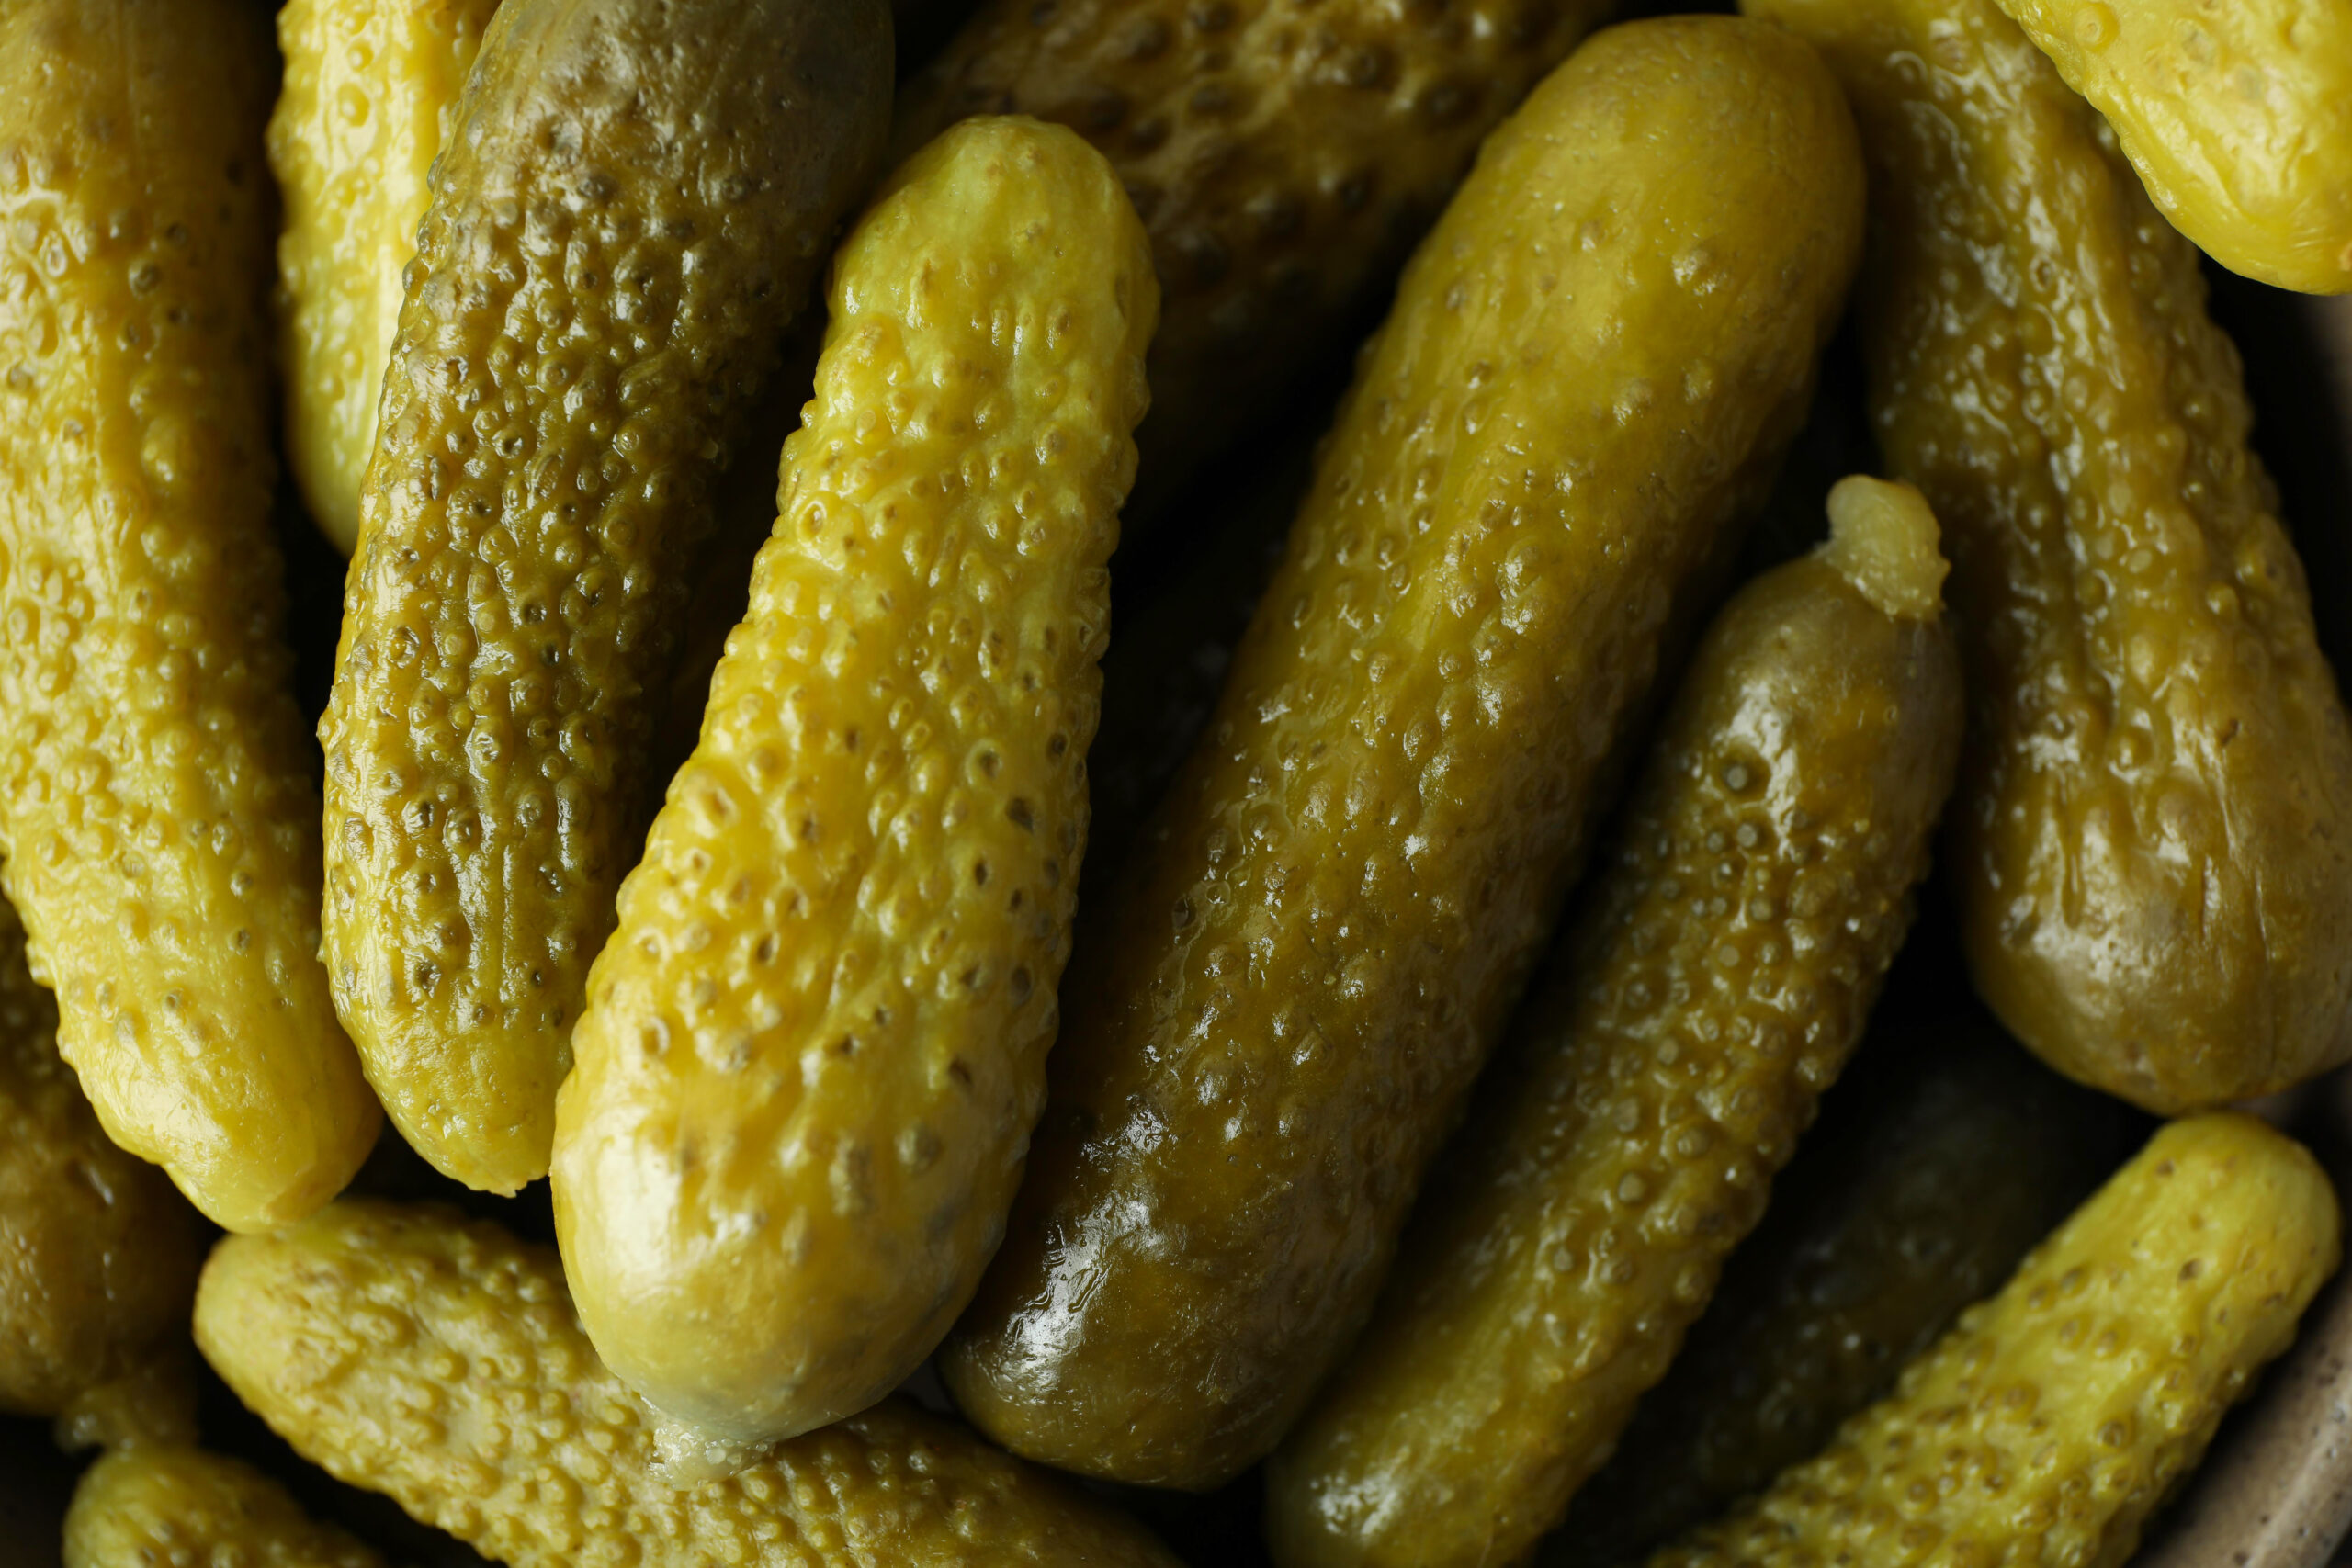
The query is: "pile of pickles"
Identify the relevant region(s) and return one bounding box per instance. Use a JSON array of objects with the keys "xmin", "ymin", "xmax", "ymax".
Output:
[{"xmin": 4, "ymin": 0, "xmax": 2352, "ymax": 1563}]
